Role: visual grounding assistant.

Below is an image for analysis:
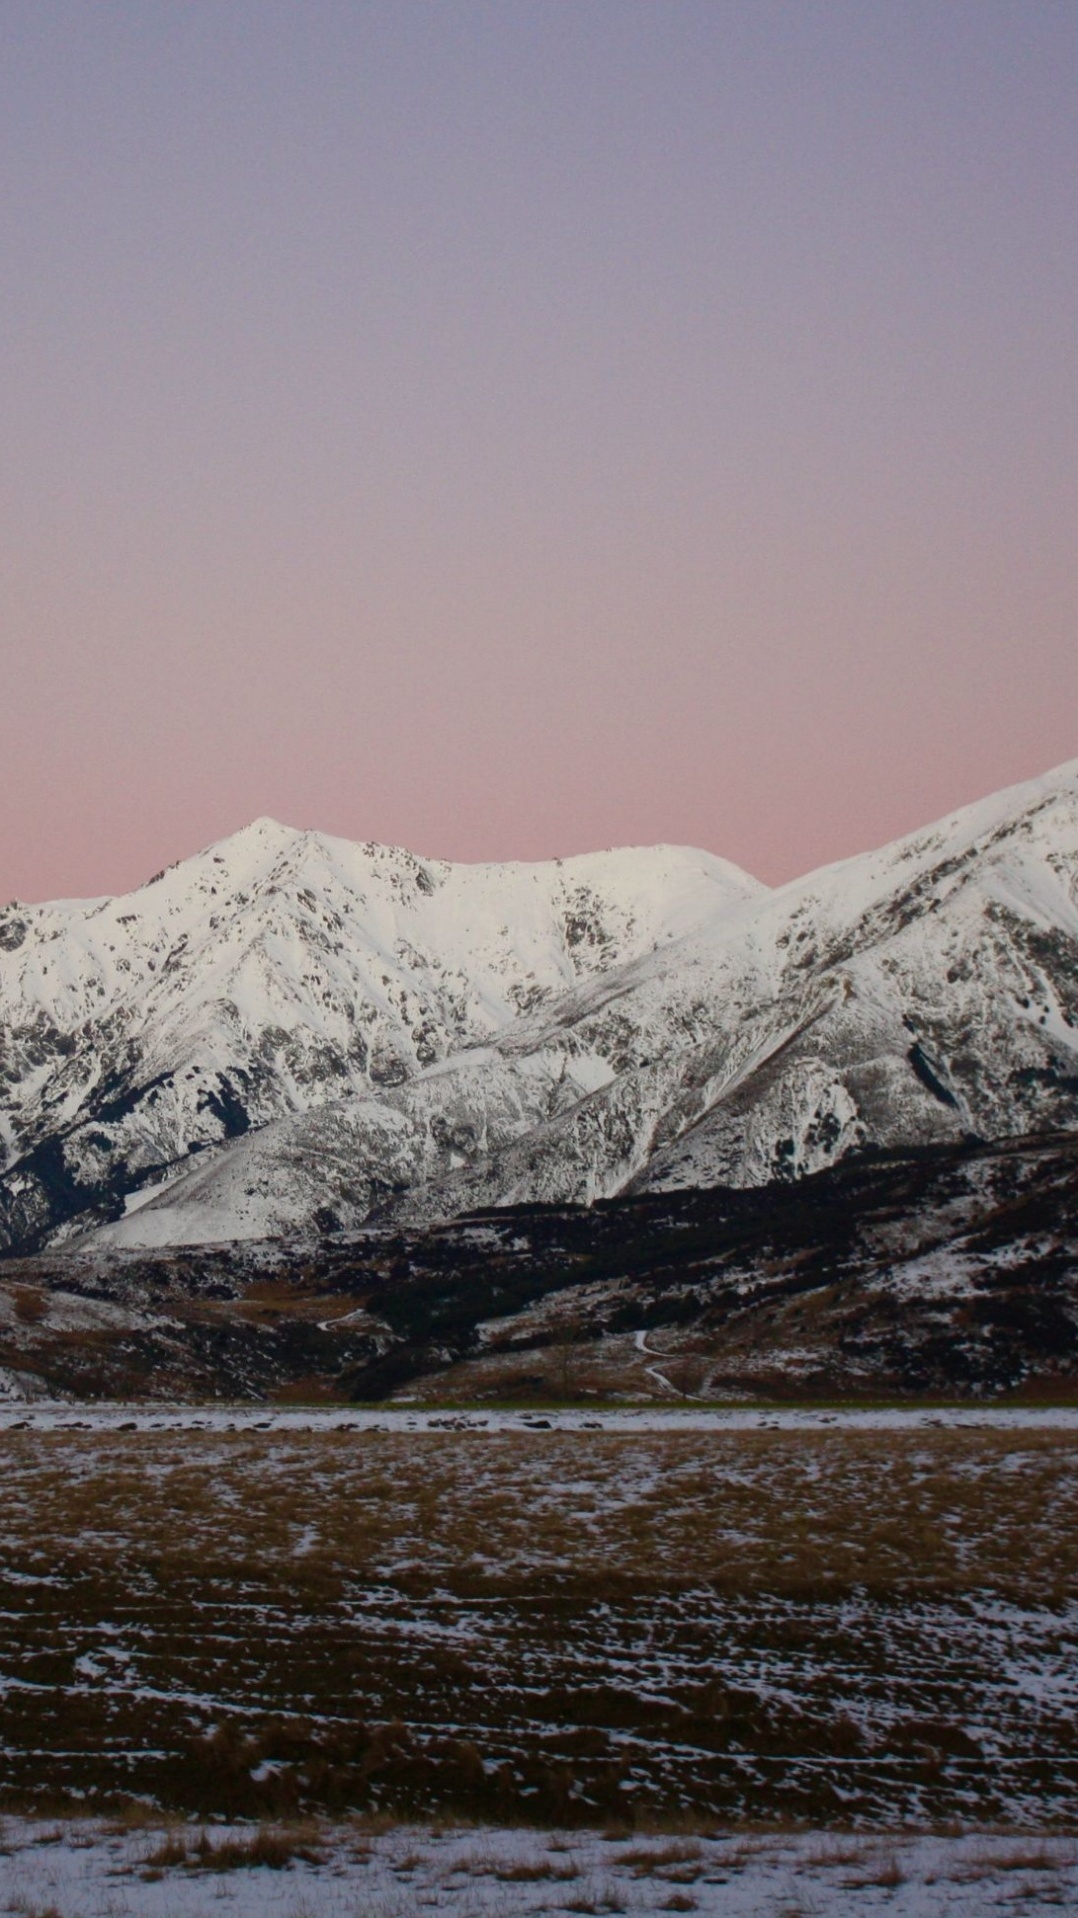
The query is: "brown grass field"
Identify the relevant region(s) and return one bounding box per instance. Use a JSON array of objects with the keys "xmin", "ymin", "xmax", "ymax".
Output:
[{"xmin": 1, "ymin": 1424, "xmax": 1077, "ymax": 1825}]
